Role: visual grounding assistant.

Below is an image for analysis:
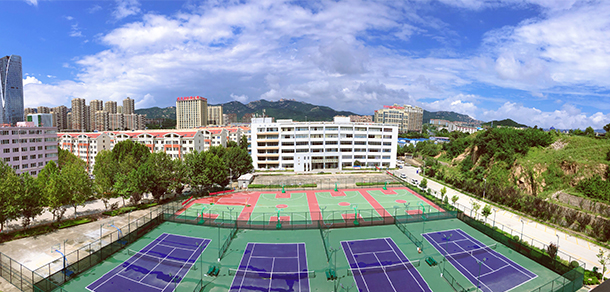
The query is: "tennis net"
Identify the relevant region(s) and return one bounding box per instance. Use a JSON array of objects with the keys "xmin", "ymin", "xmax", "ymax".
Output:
[
  {"xmin": 126, "ymin": 249, "xmax": 194, "ymax": 268},
  {"xmin": 348, "ymin": 260, "xmax": 420, "ymax": 275},
  {"xmin": 228, "ymin": 268, "xmax": 316, "ymax": 279},
  {"xmin": 444, "ymin": 244, "xmax": 497, "ymax": 261}
]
